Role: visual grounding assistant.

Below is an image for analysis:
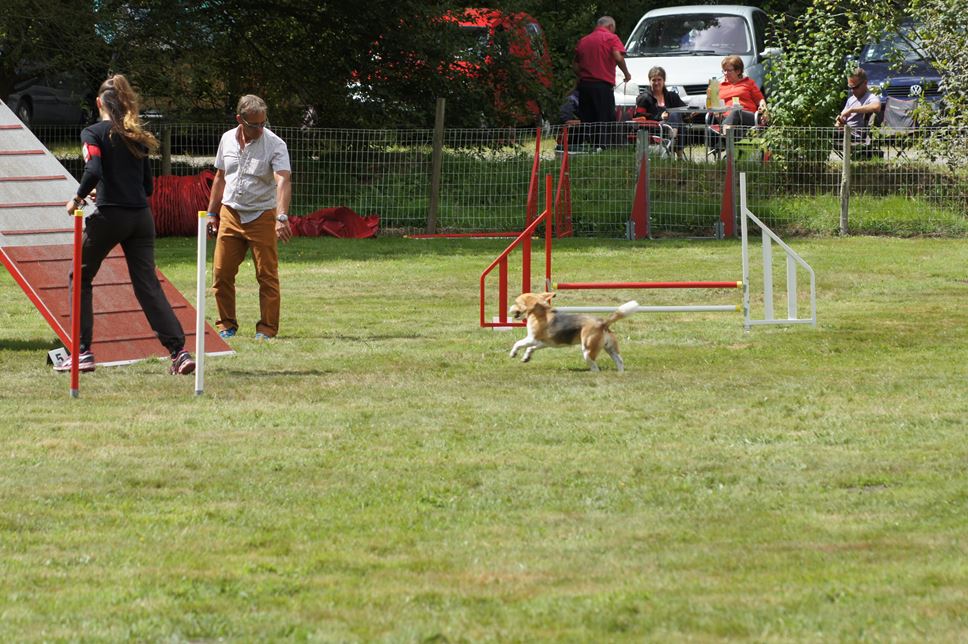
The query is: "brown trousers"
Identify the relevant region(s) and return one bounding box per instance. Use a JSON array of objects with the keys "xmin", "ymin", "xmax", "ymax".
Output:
[{"xmin": 212, "ymin": 206, "xmax": 280, "ymax": 337}]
